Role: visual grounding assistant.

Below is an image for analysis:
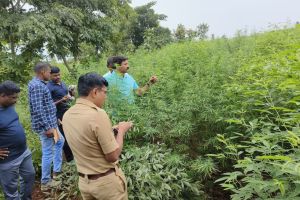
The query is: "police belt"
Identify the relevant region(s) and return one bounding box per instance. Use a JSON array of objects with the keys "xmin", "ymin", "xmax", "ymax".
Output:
[{"xmin": 78, "ymin": 168, "xmax": 115, "ymax": 180}]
